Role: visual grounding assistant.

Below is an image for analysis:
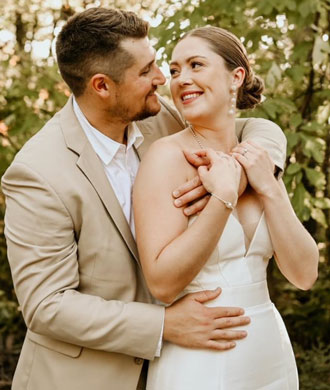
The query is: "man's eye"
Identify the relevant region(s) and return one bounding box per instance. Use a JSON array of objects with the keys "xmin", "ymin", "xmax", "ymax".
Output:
[{"xmin": 141, "ymin": 68, "xmax": 151, "ymax": 75}]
